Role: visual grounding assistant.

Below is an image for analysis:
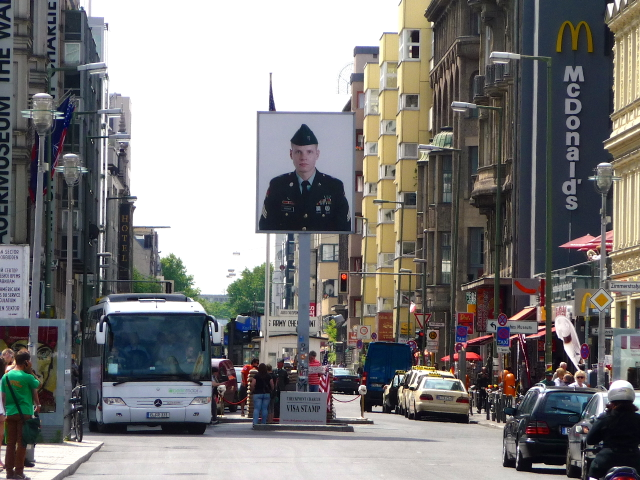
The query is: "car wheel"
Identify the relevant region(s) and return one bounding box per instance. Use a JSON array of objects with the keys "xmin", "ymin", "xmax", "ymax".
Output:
[
  {"xmin": 457, "ymin": 414, "xmax": 469, "ymax": 424},
  {"xmin": 580, "ymin": 451, "xmax": 590, "ymax": 480},
  {"xmin": 515, "ymin": 444, "xmax": 532, "ymax": 471},
  {"xmin": 566, "ymin": 448, "xmax": 580, "ymax": 478},
  {"xmin": 502, "ymin": 437, "xmax": 515, "ymax": 468}
]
